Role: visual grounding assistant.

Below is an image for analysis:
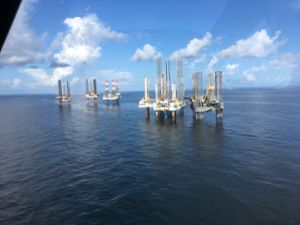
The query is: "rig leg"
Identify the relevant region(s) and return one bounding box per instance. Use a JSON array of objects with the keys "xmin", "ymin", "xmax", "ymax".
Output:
[
  {"xmin": 155, "ymin": 111, "xmax": 159, "ymax": 121},
  {"xmin": 160, "ymin": 111, "xmax": 165, "ymax": 120},
  {"xmin": 216, "ymin": 109, "xmax": 223, "ymax": 119},
  {"xmin": 172, "ymin": 111, "xmax": 176, "ymax": 122},
  {"xmin": 195, "ymin": 112, "xmax": 204, "ymax": 120},
  {"xmin": 146, "ymin": 107, "xmax": 150, "ymax": 120},
  {"xmin": 179, "ymin": 108, "xmax": 184, "ymax": 116}
]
